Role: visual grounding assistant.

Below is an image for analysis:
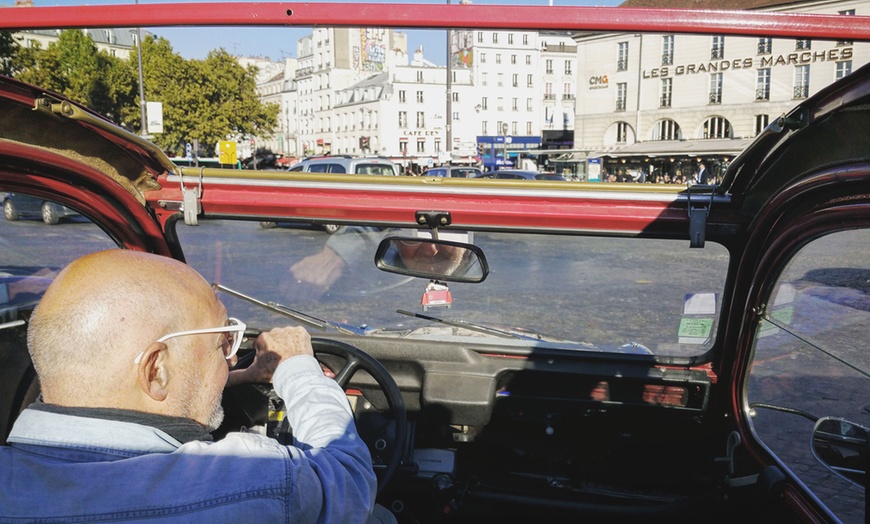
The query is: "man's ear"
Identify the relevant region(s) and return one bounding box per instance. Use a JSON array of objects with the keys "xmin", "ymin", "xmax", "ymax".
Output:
[{"xmin": 136, "ymin": 341, "xmax": 170, "ymax": 402}]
